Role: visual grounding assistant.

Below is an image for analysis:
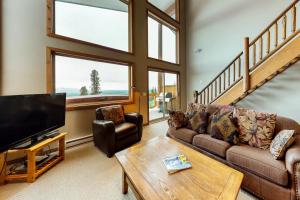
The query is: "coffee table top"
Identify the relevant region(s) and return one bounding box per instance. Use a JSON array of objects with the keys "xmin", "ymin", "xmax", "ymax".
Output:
[{"xmin": 115, "ymin": 136, "xmax": 243, "ymax": 200}]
